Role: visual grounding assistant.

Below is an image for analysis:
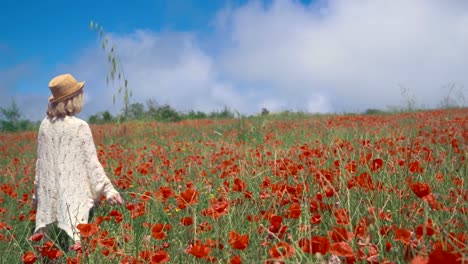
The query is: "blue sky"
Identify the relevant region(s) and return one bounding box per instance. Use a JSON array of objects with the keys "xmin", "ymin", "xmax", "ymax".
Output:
[
  {"xmin": 1, "ymin": 0, "xmax": 467, "ymax": 121},
  {"xmin": 1, "ymin": 0, "xmax": 251, "ymax": 93}
]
